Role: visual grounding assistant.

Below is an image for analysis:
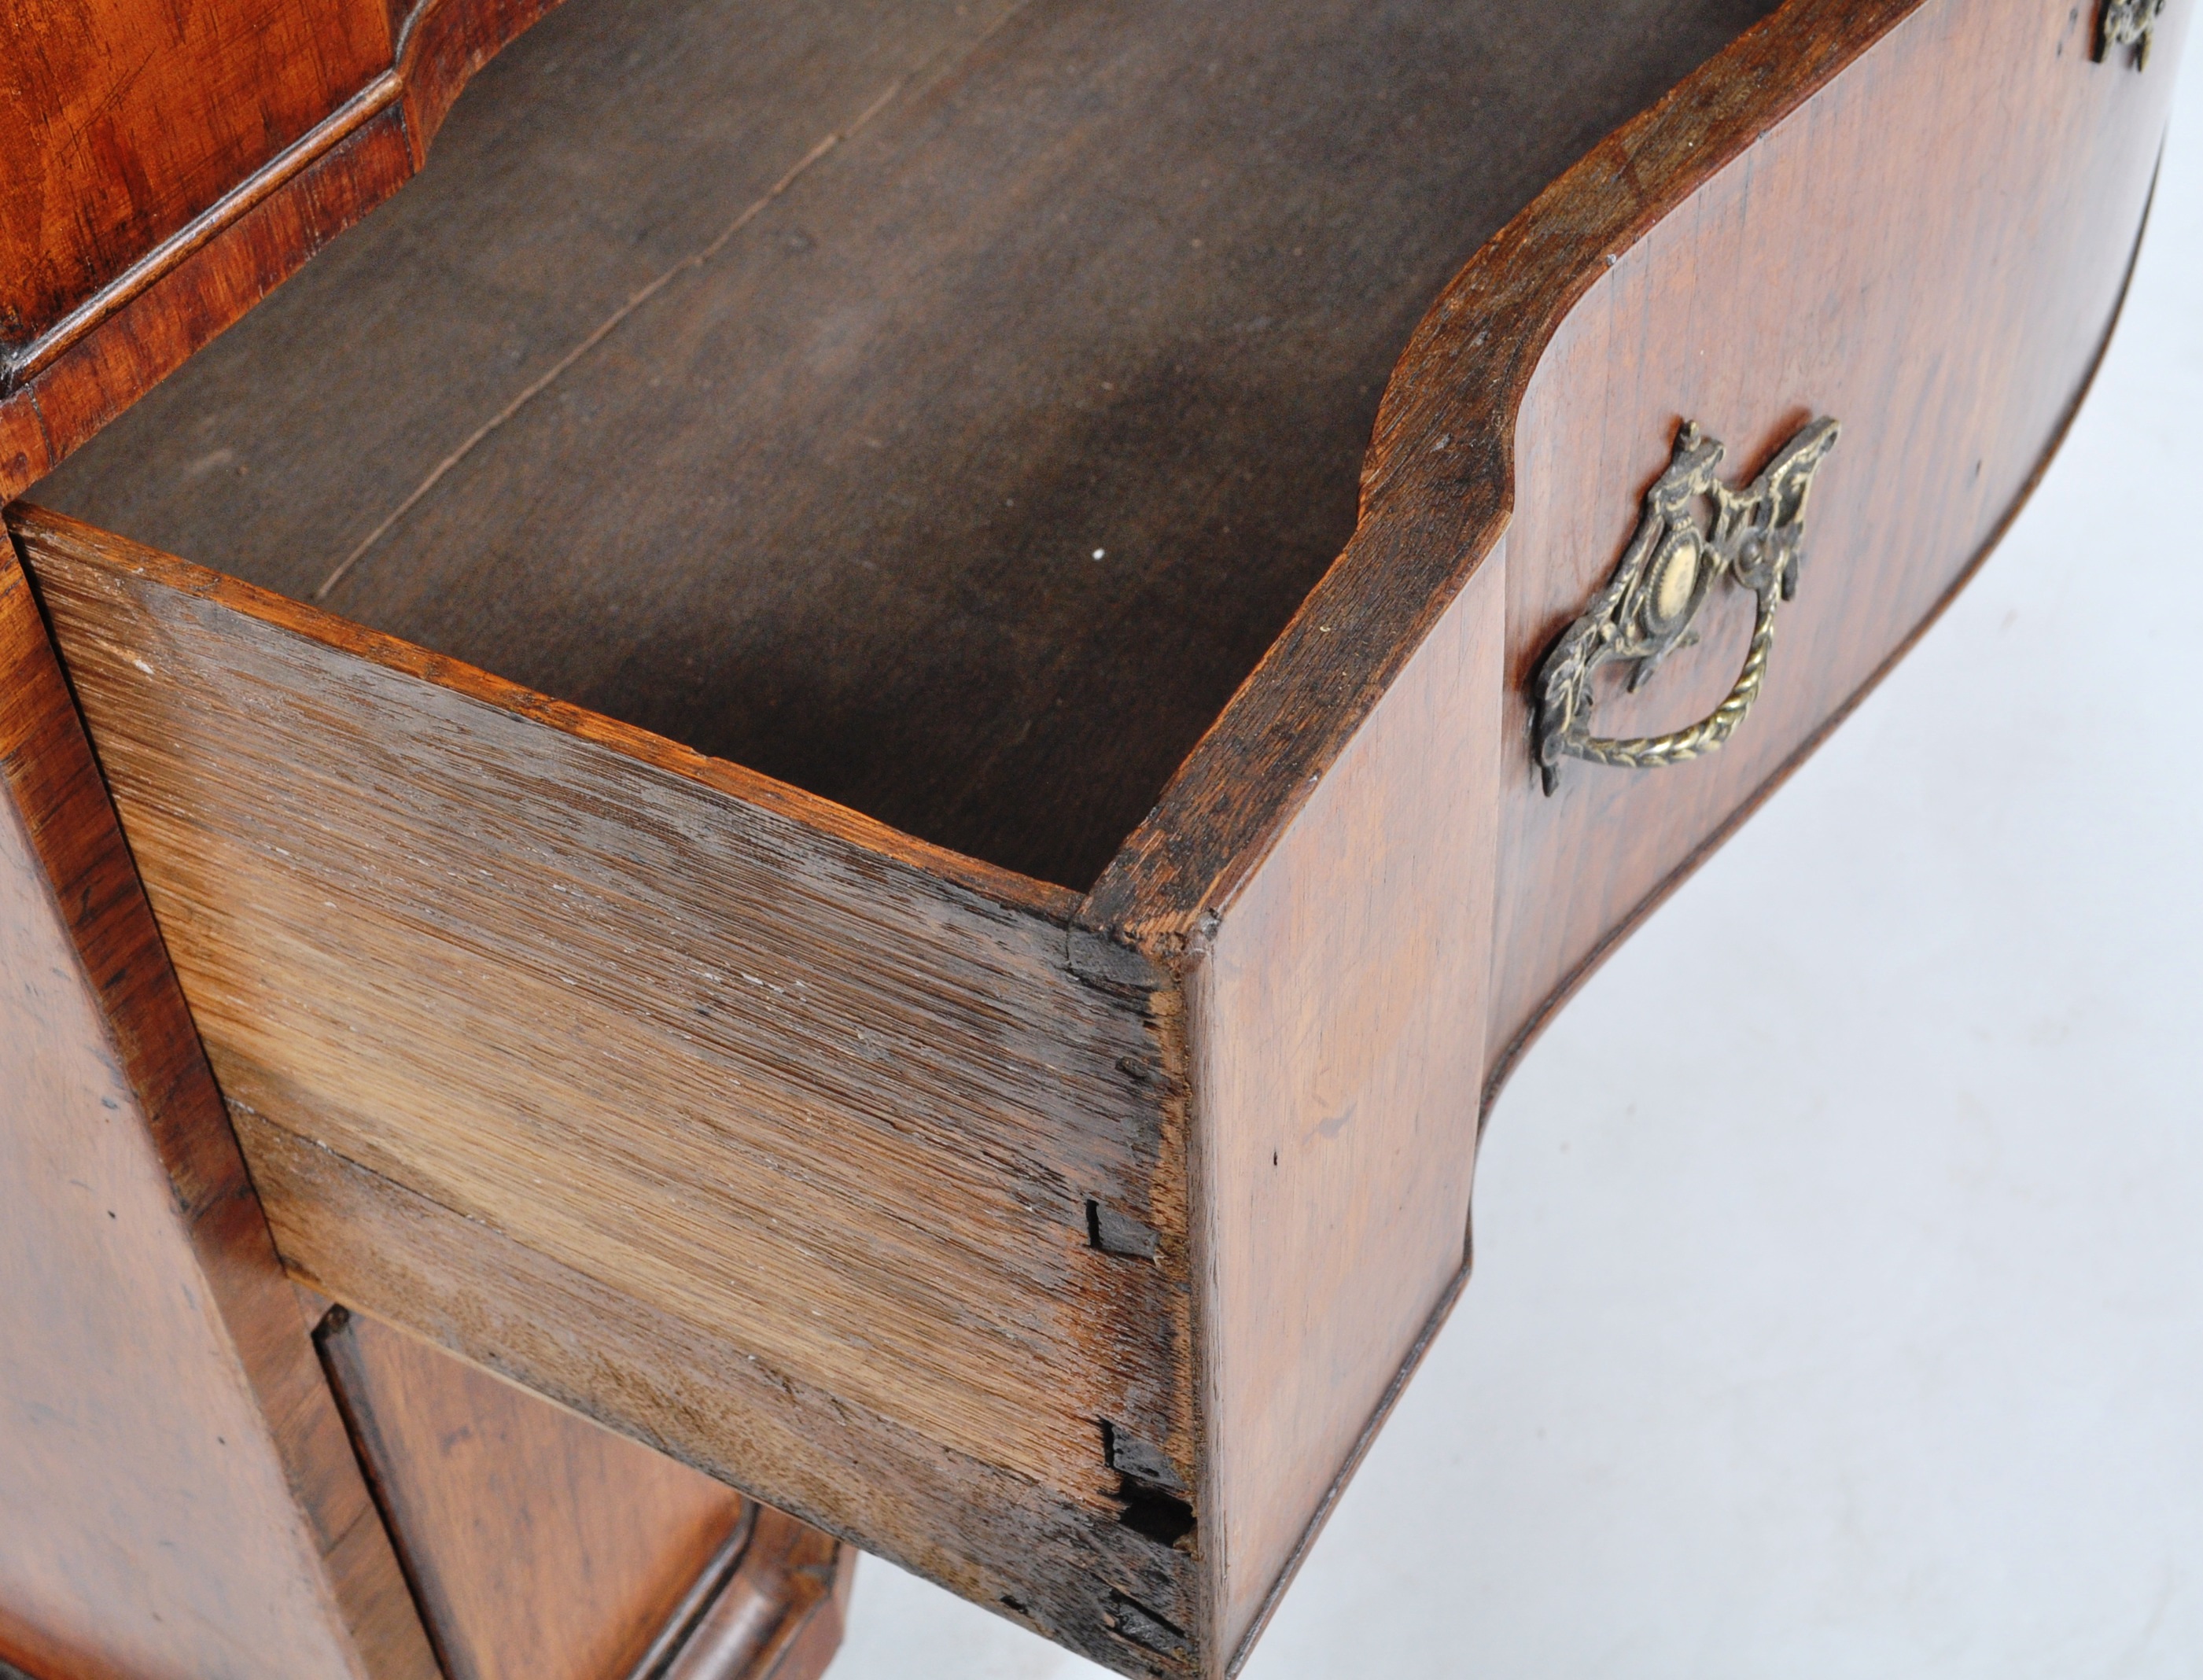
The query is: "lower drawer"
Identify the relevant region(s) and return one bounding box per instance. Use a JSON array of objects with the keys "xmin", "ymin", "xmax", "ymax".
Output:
[{"xmin": 9, "ymin": 0, "xmax": 2183, "ymax": 1673}]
